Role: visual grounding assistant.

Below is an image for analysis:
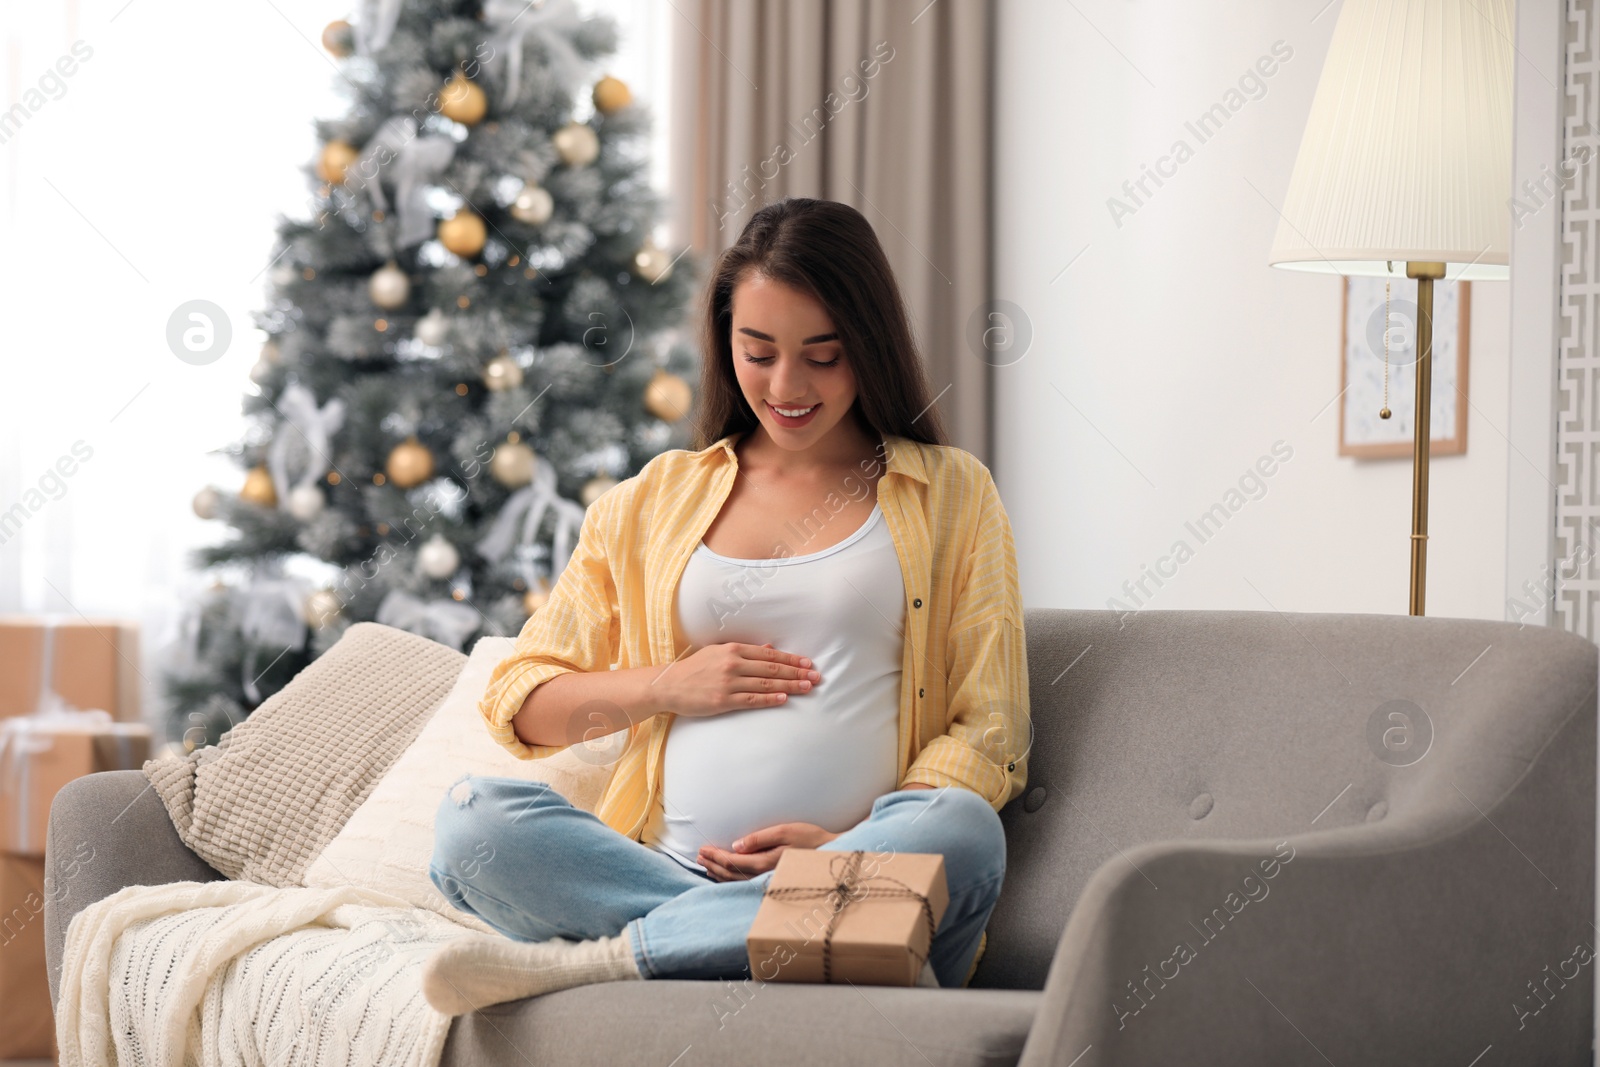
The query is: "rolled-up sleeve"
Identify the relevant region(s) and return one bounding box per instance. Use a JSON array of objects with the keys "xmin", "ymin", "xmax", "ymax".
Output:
[
  {"xmin": 479, "ymin": 491, "xmax": 622, "ymax": 760},
  {"xmin": 900, "ymin": 468, "xmax": 1030, "ymax": 809}
]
